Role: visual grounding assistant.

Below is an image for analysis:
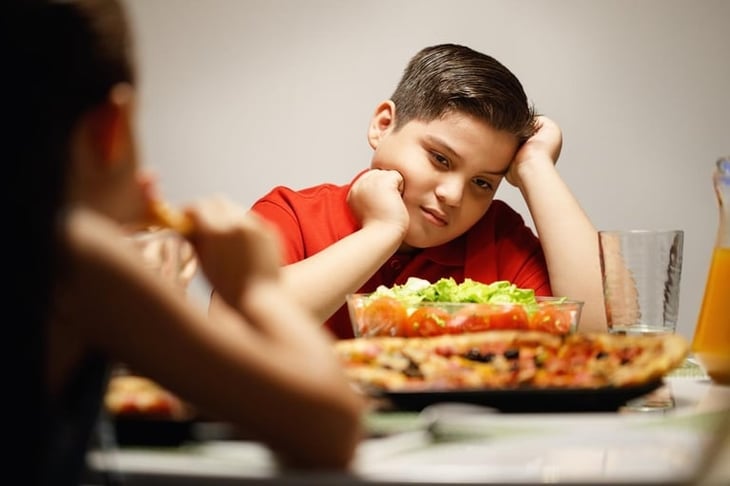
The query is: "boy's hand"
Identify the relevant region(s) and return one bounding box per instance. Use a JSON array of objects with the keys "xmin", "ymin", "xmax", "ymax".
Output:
[
  {"xmin": 185, "ymin": 197, "xmax": 281, "ymax": 308},
  {"xmin": 347, "ymin": 169, "xmax": 409, "ymax": 235},
  {"xmin": 505, "ymin": 116, "xmax": 563, "ymax": 188}
]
